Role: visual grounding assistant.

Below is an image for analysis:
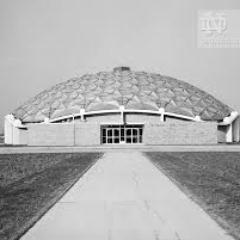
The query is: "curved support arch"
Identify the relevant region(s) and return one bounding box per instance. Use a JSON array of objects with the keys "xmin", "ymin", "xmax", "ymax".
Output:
[{"xmin": 47, "ymin": 109, "xmax": 201, "ymax": 123}]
